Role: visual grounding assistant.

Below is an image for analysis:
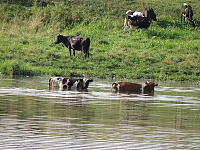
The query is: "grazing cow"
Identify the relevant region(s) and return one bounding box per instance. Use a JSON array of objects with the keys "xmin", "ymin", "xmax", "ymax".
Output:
[
  {"xmin": 112, "ymin": 81, "xmax": 158, "ymax": 95},
  {"xmin": 124, "ymin": 10, "xmax": 151, "ymax": 34},
  {"xmin": 142, "ymin": 7, "xmax": 157, "ymax": 22},
  {"xmin": 124, "ymin": 10, "xmax": 144, "ymax": 34},
  {"xmin": 49, "ymin": 77, "xmax": 93, "ymax": 91},
  {"xmin": 55, "ymin": 34, "xmax": 90, "ymax": 59},
  {"xmin": 181, "ymin": 3, "xmax": 196, "ymax": 28}
]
